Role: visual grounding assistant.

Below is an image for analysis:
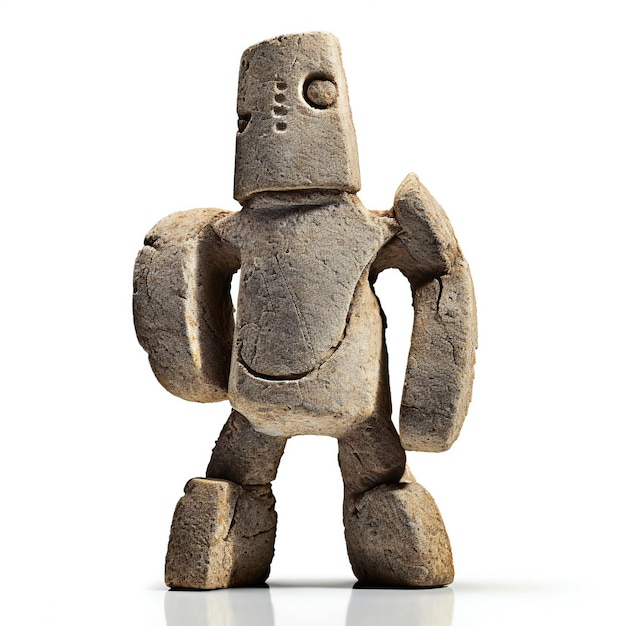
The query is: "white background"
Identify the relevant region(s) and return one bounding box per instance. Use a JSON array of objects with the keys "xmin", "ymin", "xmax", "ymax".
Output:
[{"xmin": 1, "ymin": 1, "xmax": 624, "ymax": 624}]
